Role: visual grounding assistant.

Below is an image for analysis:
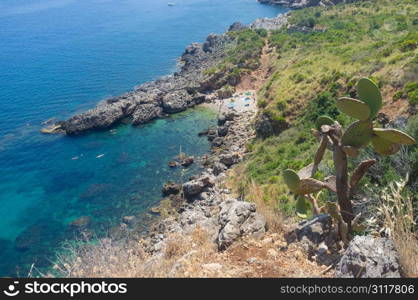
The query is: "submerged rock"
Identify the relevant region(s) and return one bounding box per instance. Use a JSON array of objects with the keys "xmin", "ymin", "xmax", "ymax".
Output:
[
  {"xmin": 69, "ymin": 216, "xmax": 91, "ymax": 230},
  {"xmin": 335, "ymin": 235, "xmax": 401, "ymax": 278},
  {"xmin": 180, "ymin": 156, "xmax": 194, "ymax": 167},
  {"xmin": 162, "ymin": 182, "xmax": 181, "ymax": 196}
]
